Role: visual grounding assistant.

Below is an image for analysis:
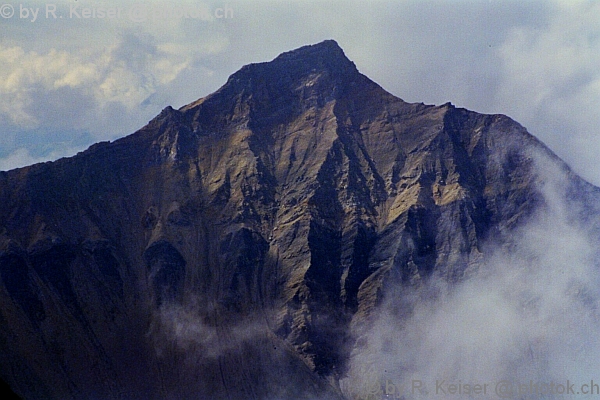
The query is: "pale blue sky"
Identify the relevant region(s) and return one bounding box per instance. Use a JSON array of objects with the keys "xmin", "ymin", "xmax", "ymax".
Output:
[{"xmin": 2, "ymin": 0, "xmax": 600, "ymax": 185}]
